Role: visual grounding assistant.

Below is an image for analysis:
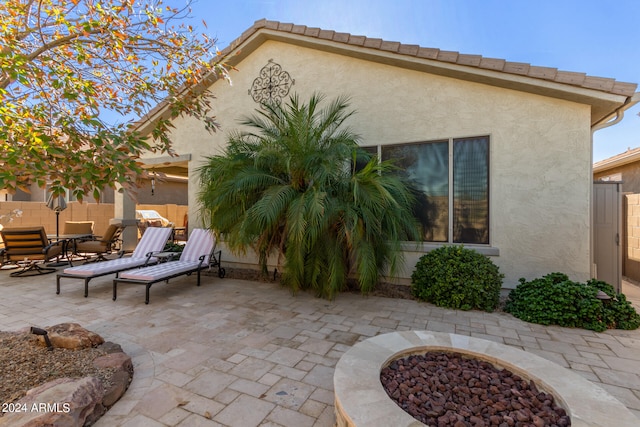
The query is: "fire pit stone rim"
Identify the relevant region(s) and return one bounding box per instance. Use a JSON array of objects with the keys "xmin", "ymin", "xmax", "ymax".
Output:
[{"xmin": 333, "ymin": 330, "xmax": 637, "ymax": 427}]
